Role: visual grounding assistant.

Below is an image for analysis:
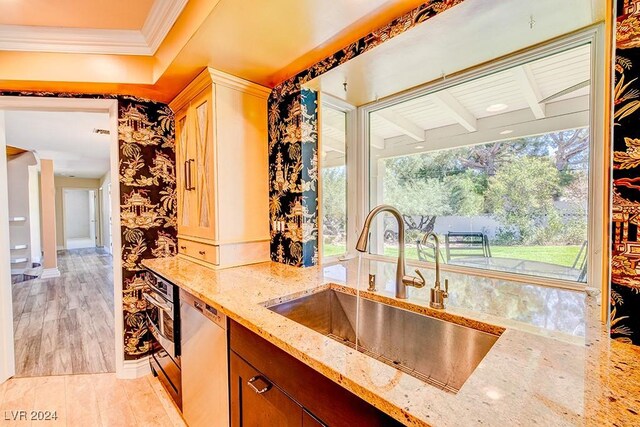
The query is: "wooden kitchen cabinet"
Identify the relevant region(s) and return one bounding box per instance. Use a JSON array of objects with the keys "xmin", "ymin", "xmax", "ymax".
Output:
[
  {"xmin": 171, "ymin": 68, "xmax": 271, "ymax": 268},
  {"xmin": 229, "ymin": 320, "xmax": 402, "ymax": 427},
  {"xmin": 230, "ymin": 352, "xmax": 304, "ymax": 427}
]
